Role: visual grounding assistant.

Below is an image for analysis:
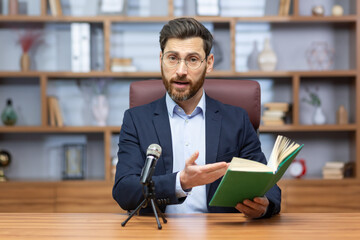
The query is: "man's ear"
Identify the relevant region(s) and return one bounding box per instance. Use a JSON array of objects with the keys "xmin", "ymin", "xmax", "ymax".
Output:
[
  {"xmin": 206, "ymin": 53, "xmax": 214, "ymax": 73},
  {"xmin": 159, "ymin": 51, "xmax": 163, "ymax": 67}
]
